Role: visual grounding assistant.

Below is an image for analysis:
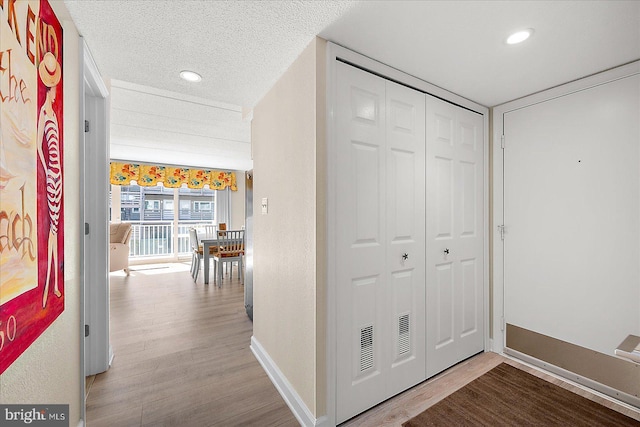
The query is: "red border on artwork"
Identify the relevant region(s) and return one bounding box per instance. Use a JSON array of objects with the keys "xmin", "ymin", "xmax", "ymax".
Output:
[{"xmin": 0, "ymin": 0, "xmax": 65, "ymax": 374}]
